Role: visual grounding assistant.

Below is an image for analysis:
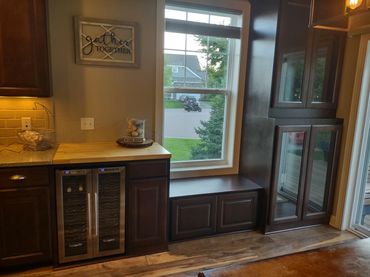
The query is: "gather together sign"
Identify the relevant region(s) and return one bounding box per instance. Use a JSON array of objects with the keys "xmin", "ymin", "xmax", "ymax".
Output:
[{"xmin": 74, "ymin": 17, "xmax": 138, "ymax": 67}]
